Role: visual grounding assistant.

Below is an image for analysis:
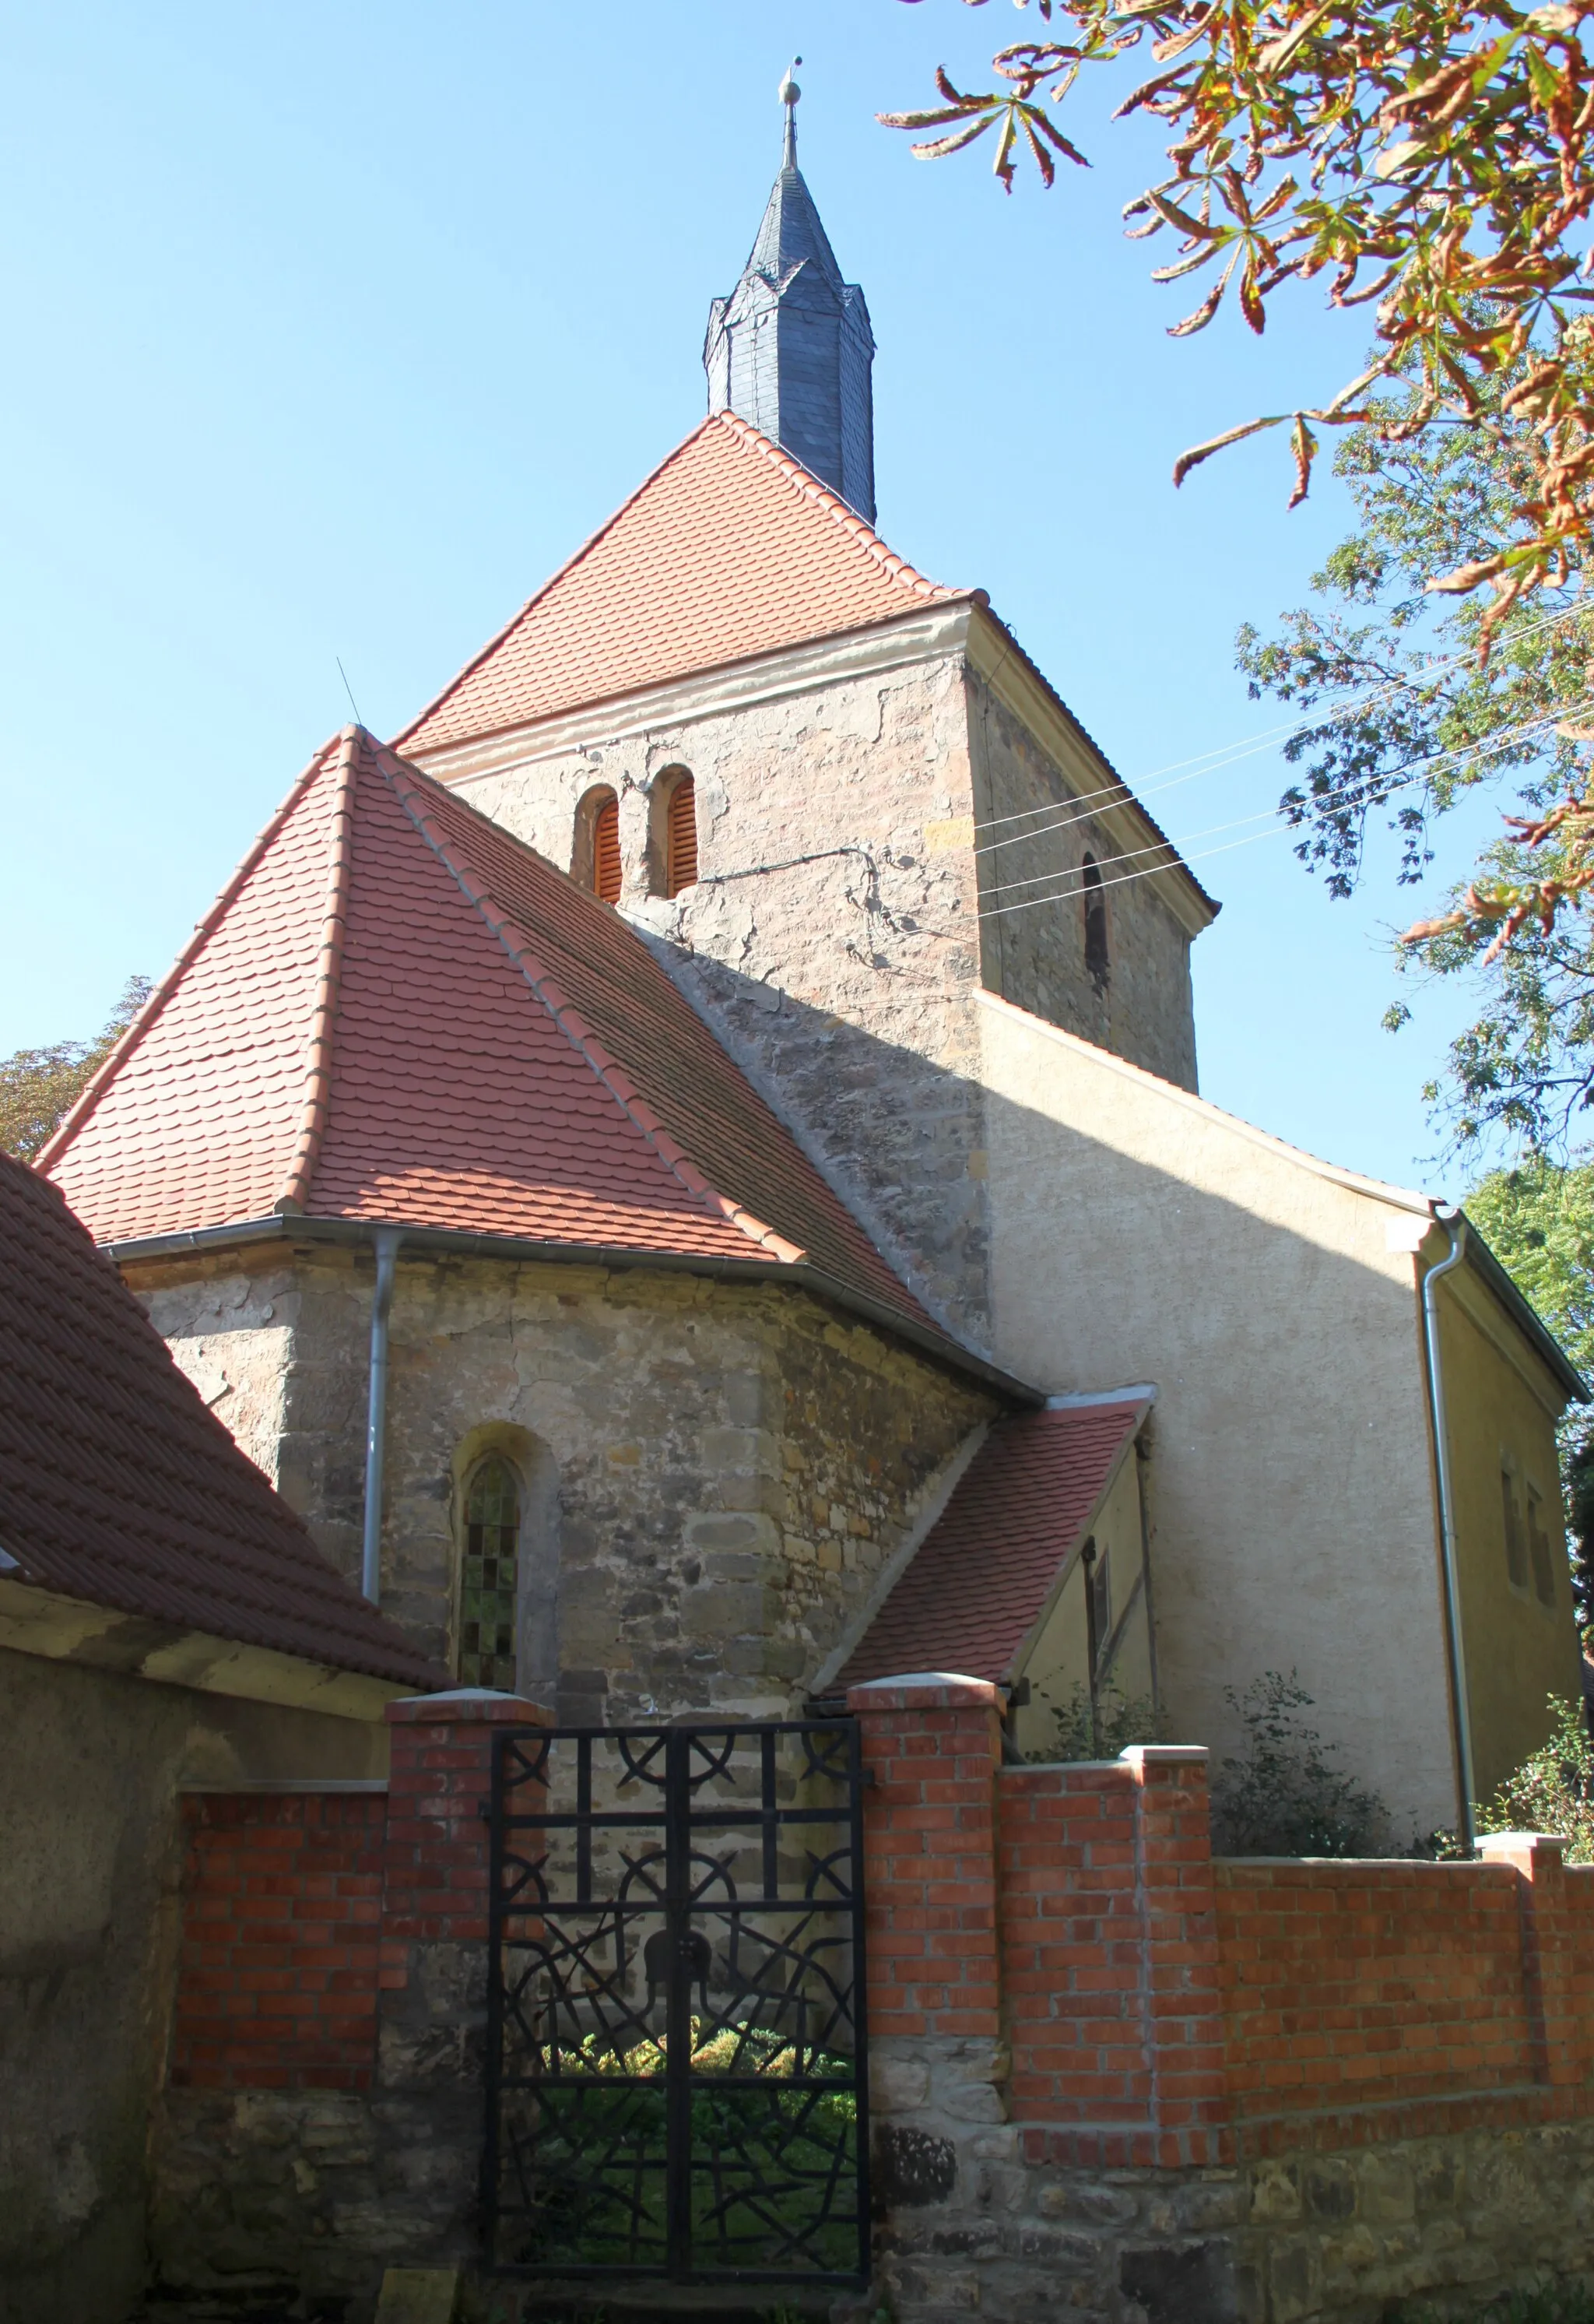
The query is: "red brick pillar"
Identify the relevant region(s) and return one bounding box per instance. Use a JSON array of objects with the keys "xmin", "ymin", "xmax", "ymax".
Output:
[
  {"xmin": 1477, "ymin": 1830, "xmax": 1582, "ymax": 2088},
  {"xmin": 845, "ymin": 1674, "xmax": 1005, "ymax": 2055},
  {"xmin": 377, "ymin": 1690, "xmax": 551, "ymax": 2263},
  {"xmin": 1121, "ymin": 1744, "xmax": 1229, "ymax": 2164}
]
